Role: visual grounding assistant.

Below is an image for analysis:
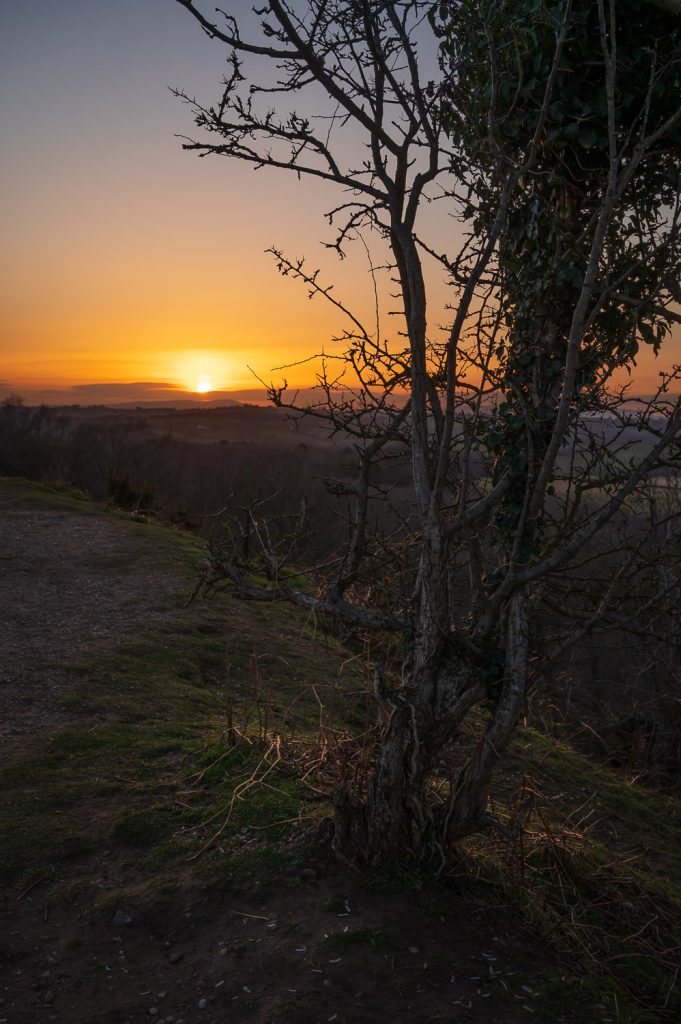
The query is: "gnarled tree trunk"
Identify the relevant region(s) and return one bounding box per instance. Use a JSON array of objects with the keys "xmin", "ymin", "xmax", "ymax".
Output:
[{"xmin": 335, "ymin": 591, "xmax": 529, "ymax": 864}]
